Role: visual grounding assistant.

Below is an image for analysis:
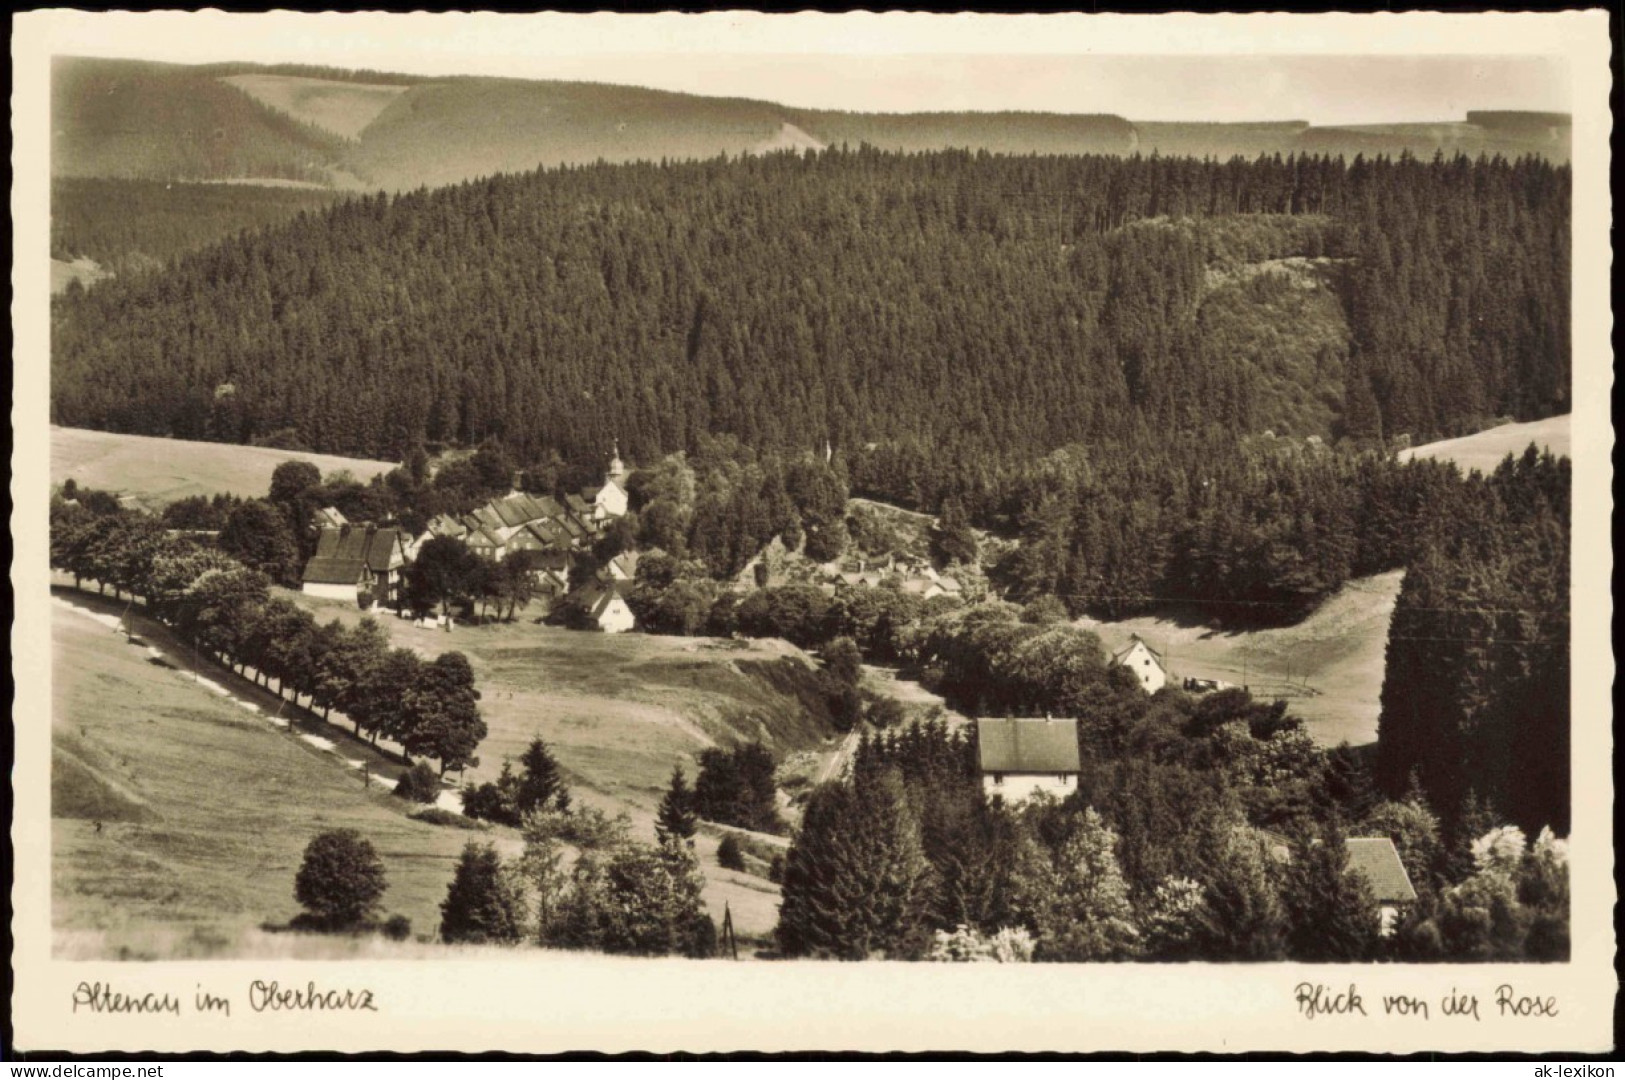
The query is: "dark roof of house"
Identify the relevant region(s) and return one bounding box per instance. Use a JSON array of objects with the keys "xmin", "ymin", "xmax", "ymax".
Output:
[
  {"xmin": 470, "ymin": 506, "xmax": 505, "ymax": 532},
  {"xmin": 976, "ymin": 718, "xmax": 1081, "ymax": 774},
  {"xmin": 493, "ymin": 496, "xmax": 532, "ymax": 529},
  {"xmin": 527, "ymin": 519, "xmax": 570, "ymax": 546},
  {"xmin": 427, "ymin": 513, "xmax": 467, "ymax": 537},
  {"xmin": 1112, "ymin": 635, "xmax": 1164, "ymax": 665},
  {"xmin": 1345, "ymin": 837, "xmax": 1418, "ymax": 904},
  {"xmin": 568, "ymin": 577, "xmax": 633, "ymax": 617},
  {"xmin": 301, "ymin": 526, "xmax": 402, "ymax": 584}
]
